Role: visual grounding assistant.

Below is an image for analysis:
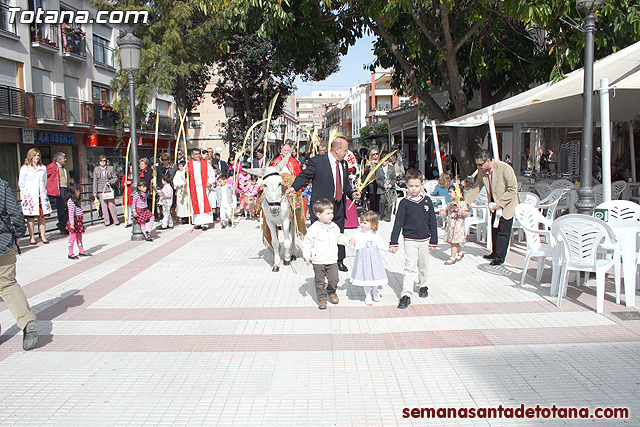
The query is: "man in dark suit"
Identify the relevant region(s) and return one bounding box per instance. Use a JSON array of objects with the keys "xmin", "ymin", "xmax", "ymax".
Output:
[
  {"xmin": 212, "ymin": 153, "xmax": 228, "ymax": 177},
  {"xmin": 286, "ymin": 137, "xmax": 361, "ymax": 271}
]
